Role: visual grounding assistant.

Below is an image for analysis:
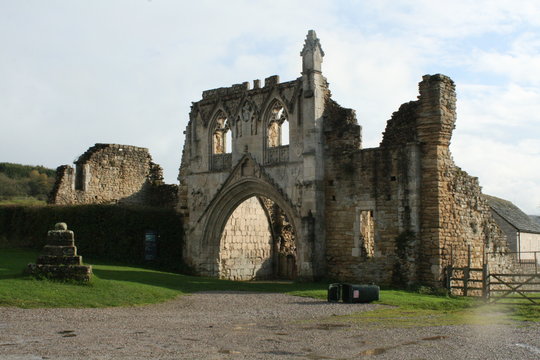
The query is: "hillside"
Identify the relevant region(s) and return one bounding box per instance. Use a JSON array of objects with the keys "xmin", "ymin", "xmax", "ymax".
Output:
[{"xmin": 0, "ymin": 162, "xmax": 56, "ymax": 204}]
